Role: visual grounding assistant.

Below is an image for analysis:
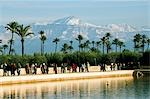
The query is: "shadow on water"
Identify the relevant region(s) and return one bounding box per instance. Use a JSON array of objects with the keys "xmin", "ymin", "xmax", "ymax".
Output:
[{"xmin": 0, "ymin": 76, "xmax": 150, "ymax": 99}]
